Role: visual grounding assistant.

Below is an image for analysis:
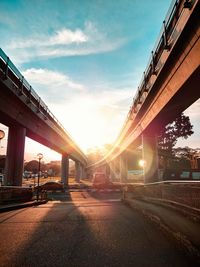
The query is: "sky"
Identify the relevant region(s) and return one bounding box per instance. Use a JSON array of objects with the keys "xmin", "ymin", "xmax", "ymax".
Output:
[{"xmin": 0, "ymin": 0, "xmax": 199, "ymax": 162}]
